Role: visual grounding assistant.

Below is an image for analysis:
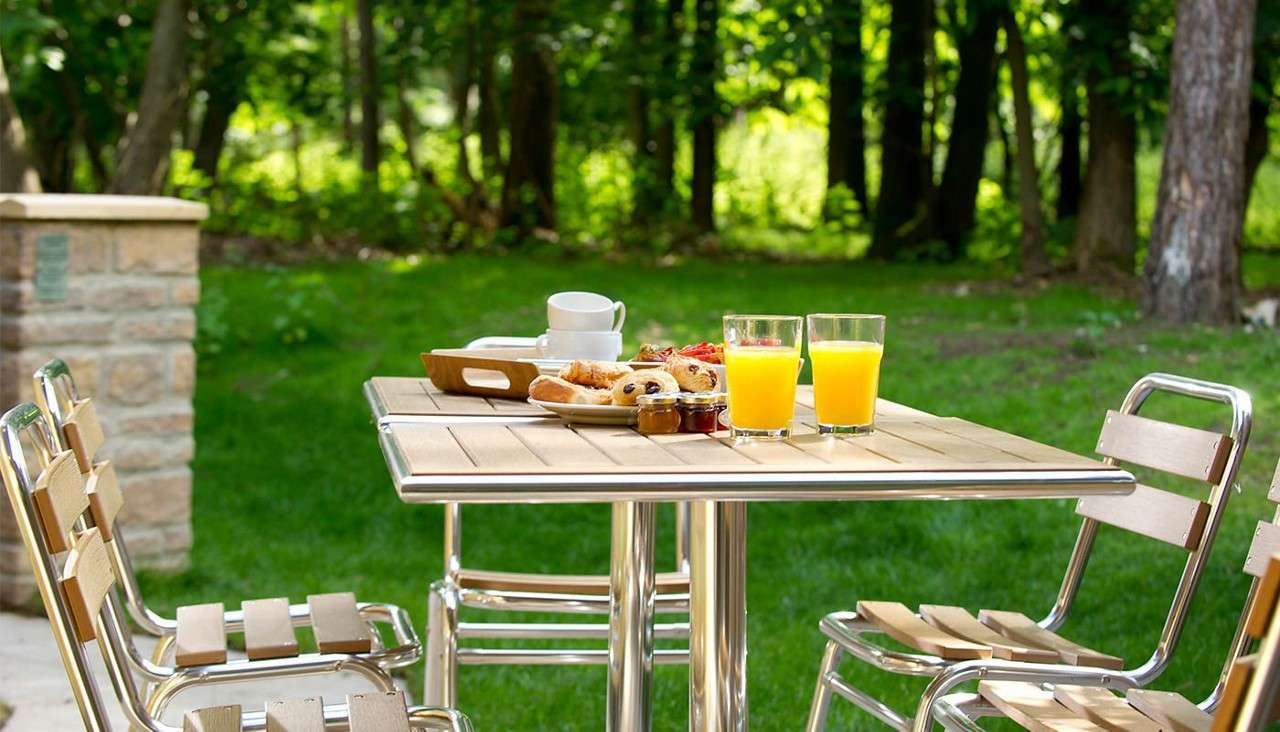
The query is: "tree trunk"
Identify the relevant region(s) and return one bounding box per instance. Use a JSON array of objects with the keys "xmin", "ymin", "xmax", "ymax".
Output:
[
  {"xmin": 688, "ymin": 0, "xmax": 717, "ymax": 234},
  {"xmin": 501, "ymin": 0, "xmax": 558, "ymax": 232},
  {"xmin": 870, "ymin": 0, "xmax": 928, "ymax": 257},
  {"xmin": 654, "ymin": 0, "xmax": 685, "ymax": 206},
  {"xmin": 291, "ymin": 119, "xmax": 304, "ymax": 199},
  {"xmin": 1073, "ymin": 0, "xmax": 1136, "ymax": 275},
  {"xmin": 629, "ymin": 0, "xmax": 659, "ymax": 220},
  {"xmin": 452, "ymin": 0, "xmax": 478, "ymax": 187},
  {"xmin": 1056, "ymin": 73, "xmax": 1082, "ymax": 219},
  {"xmin": 111, "ymin": 0, "xmax": 190, "ymax": 195},
  {"xmin": 357, "ymin": 0, "xmax": 380, "ymax": 187},
  {"xmin": 1242, "ymin": 48, "xmax": 1271, "ymax": 212},
  {"xmin": 991, "ymin": 85, "xmax": 1014, "ymax": 200},
  {"xmin": 476, "ymin": 10, "xmax": 503, "ymax": 179},
  {"xmin": 689, "ymin": 0, "xmax": 718, "ymax": 233},
  {"xmin": 0, "ymin": 50, "xmax": 41, "ymax": 192},
  {"xmin": 340, "ymin": 14, "xmax": 355, "ymax": 148},
  {"xmin": 192, "ymin": 90, "xmax": 238, "ymax": 182},
  {"xmin": 1143, "ymin": 0, "xmax": 1256, "ymax": 323},
  {"xmin": 932, "ymin": 0, "xmax": 1001, "ymax": 255},
  {"xmin": 825, "ymin": 0, "xmax": 869, "ymax": 216},
  {"xmin": 1003, "ymin": 11, "xmax": 1050, "ymax": 275}
]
